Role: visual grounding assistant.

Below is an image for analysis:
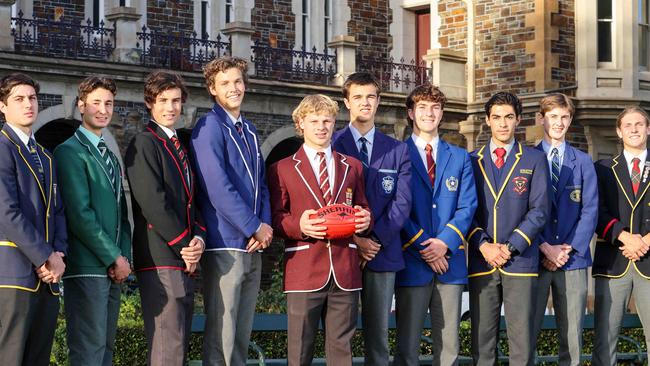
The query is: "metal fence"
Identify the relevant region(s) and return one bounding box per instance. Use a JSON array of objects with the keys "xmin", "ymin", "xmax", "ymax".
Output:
[
  {"xmin": 252, "ymin": 42, "xmax": 337, "ymax": 85},
  {"xmin": 11, "ymin": 11, "xmax": 115, "ymax": 61},
  {"xmin": 136, "ymin": 26, "xmax": 231, "ymax": 71},
  {"xmin": 358, "ymin": 55, "xmax": 431, "ymax": 93}
]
